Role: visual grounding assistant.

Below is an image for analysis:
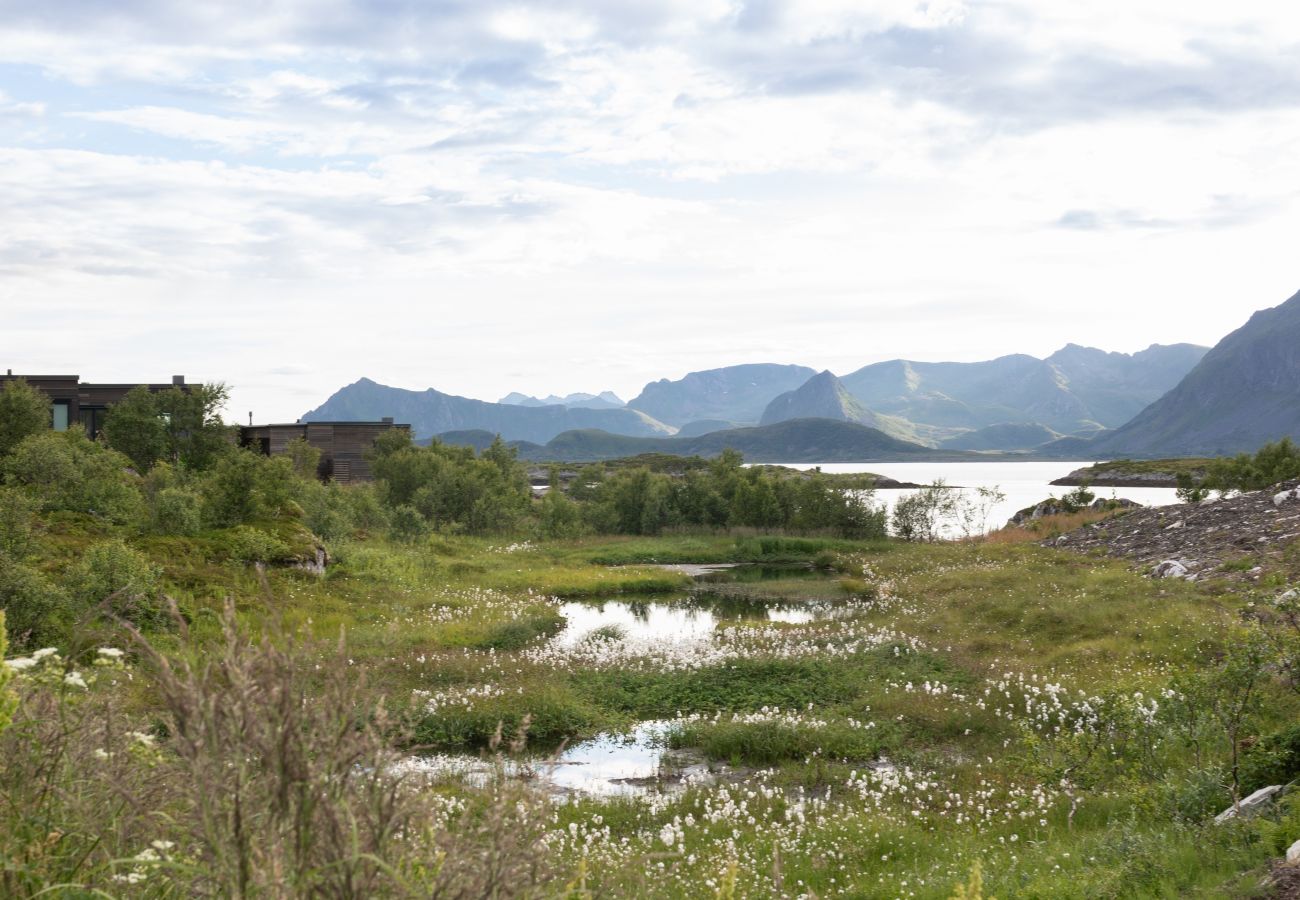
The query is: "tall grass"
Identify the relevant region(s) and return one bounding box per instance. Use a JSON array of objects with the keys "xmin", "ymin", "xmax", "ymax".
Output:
[{"xmin": 0, "ymin": 603, "xmax": 561, "ymax": 897}]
